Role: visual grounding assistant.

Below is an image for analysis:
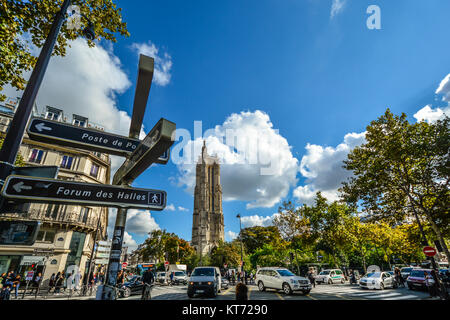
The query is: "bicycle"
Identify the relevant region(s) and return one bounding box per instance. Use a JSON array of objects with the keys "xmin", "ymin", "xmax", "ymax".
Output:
[{"xmin": 141, "ymin": 283, "xmax": 154, "ymax": 300}]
